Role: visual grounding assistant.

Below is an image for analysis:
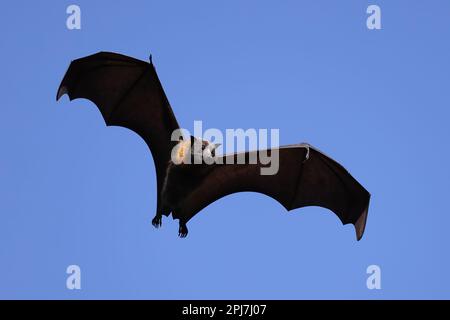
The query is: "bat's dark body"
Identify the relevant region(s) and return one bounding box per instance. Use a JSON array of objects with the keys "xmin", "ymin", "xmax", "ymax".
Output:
[{"xmin": 57, "ymin": 52, "xmax": 370, "ymax": 240}]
